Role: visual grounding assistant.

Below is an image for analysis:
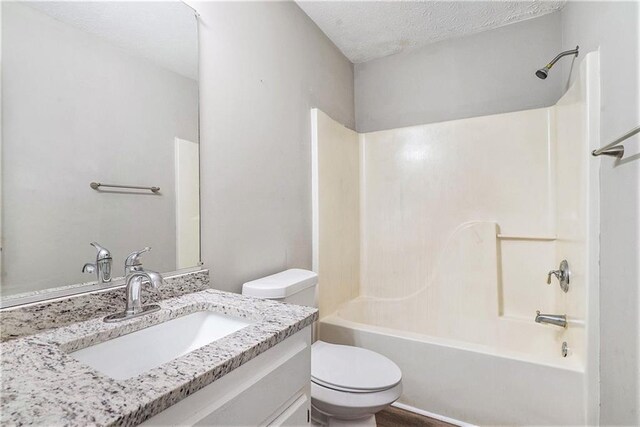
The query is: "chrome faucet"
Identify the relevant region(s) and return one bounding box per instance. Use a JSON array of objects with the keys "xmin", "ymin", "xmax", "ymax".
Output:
[
  {"xmin": 82, "ymin": 242, "xmax": 112, "ymax": 284},
  {"xmin": 535, "ymin": 310, "xmax": 567, "ymax": 328},
  {"xmin": 104, "ymin": 247, "xmax": 164, "ymax": 323}
]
